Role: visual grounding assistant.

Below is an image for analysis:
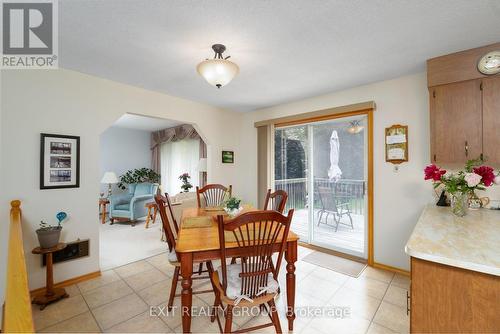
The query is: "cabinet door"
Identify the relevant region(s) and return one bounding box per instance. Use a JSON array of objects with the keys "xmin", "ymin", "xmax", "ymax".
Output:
[
  {"xmin": 482, "ymin": 76, "xmax": 500, "ymax": 164},
  {"xmin": 430, "ymin": 80, "xmax": 482, "ymax": 163}
]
